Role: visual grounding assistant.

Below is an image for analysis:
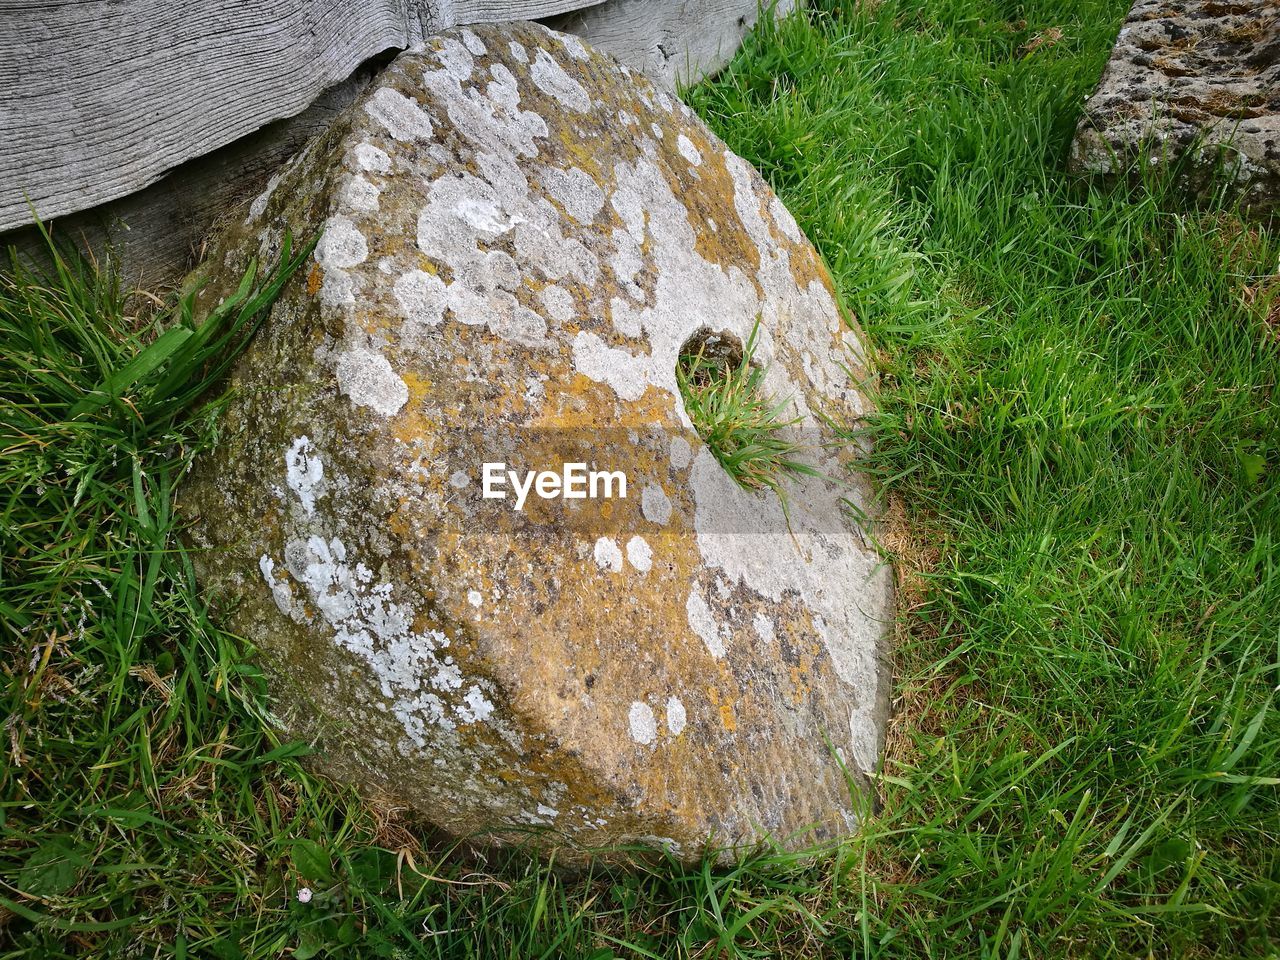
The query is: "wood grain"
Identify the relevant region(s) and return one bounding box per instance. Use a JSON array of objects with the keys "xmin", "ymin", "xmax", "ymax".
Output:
[{"xmin": 0, "ymin": 0, "xmax": 598, "ymax": 230}]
